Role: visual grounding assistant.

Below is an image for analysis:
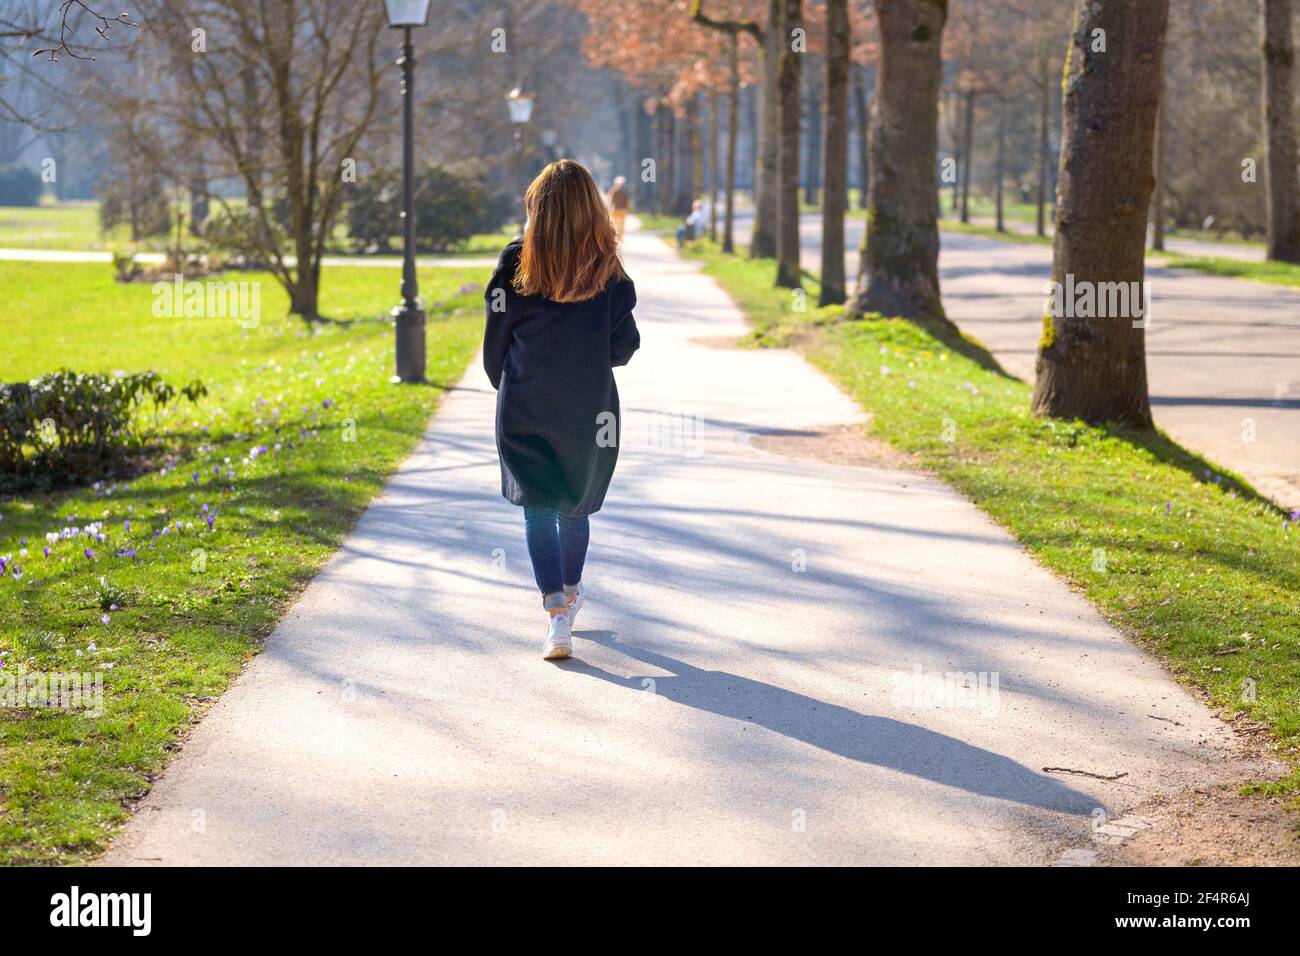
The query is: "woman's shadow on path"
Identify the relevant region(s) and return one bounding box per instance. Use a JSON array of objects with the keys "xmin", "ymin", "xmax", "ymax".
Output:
[{"xmin": 561, "ymin": 630, "xmax": 1098, "ymax": 815}]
